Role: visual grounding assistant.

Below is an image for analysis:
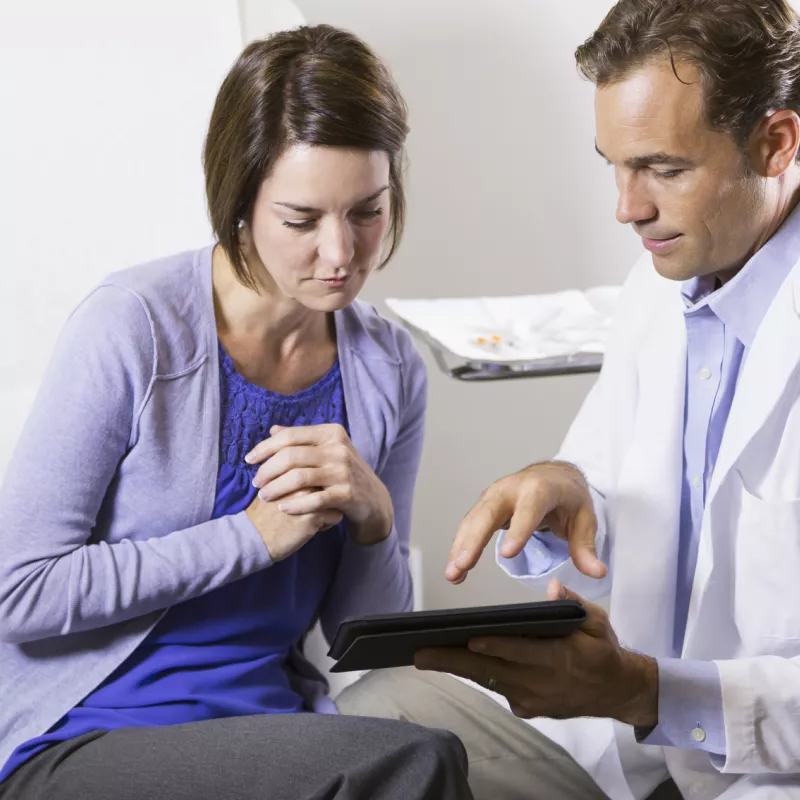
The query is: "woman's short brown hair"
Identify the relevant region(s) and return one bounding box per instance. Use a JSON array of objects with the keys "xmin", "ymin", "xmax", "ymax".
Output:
[
  {"xmin": 203, "ymin": 25, "xmax": 409, "ymax": 288},
  {"xmin": 575, "ymin": 0, "xmax": 800, "ymax": 155}
]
